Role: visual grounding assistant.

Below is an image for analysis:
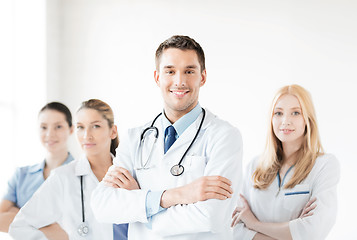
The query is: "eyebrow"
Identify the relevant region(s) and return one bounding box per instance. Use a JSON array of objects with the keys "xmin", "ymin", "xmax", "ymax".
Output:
[
  {"xmin": 162, "ymin": 65, "xmax": 198, "ymax": 69},
  {"xmin": 40, "ymin": 121, "xmax": 65, "ymax": 125},
  {"xmin": 163, "ymin": 65, "xmax": 174, "ymax": 69},
  {"xmin": 186, "ymin": 65, "xmax": 198, "ymax": 69},
  {"xmin": 76, "ymin": 120, "xmax": 103, "ymax": 125},
  {"xmin": 274, "ymin": 107, "xmax": 301, "ymax": 110},
  {"xmin": 90, "ymin": 120, "xmax": 102, "ymax": 124}
]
